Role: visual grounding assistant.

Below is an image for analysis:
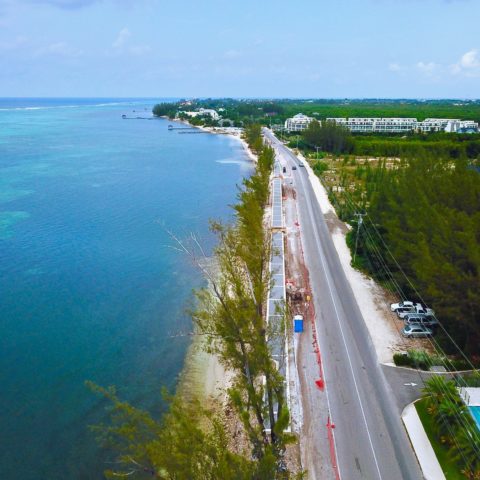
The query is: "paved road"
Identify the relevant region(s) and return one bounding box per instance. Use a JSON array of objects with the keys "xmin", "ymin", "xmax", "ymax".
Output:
[{"xmin": 264, "ymin": 129, "xmax": 423, "ymax": 480}]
